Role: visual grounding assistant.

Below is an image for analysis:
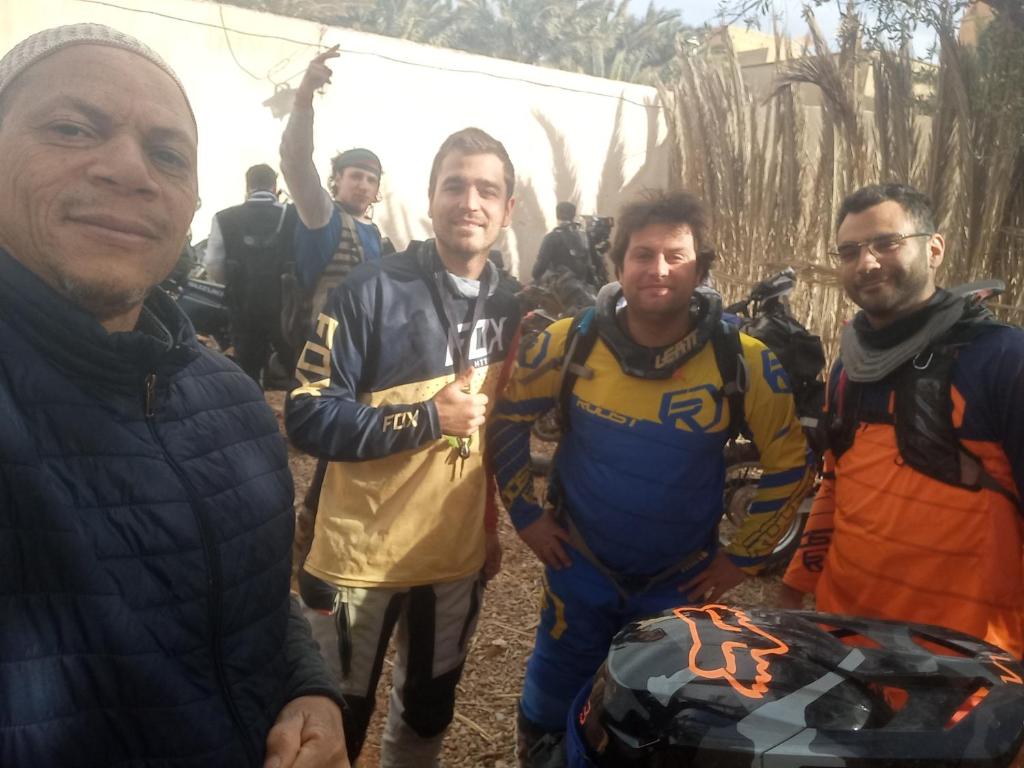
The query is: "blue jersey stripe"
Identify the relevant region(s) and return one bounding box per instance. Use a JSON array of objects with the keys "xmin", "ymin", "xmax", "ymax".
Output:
[{"xmin": 760, "ymin": 465, "xmax": 808, "ymax": 489}]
